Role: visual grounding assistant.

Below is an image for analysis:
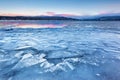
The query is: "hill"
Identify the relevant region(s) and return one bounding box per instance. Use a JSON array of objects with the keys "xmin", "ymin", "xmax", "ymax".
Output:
[{"xmin": 0, "ymin": 16, "xmax": 79, "ymax": 21}]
